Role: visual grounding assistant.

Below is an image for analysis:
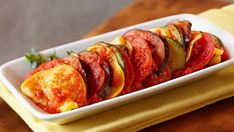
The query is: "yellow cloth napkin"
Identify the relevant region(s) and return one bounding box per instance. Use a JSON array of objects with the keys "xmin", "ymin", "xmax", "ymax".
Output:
[{"xmin": 1, "ymin": 4, "xmax": 234, "ymax": 132}]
